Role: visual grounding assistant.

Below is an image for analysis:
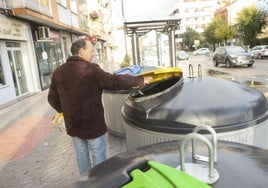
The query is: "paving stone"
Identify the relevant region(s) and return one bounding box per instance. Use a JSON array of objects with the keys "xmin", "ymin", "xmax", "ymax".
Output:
[{"xmin": 0, "ymin": 90, "xmax": 127, "ymax": 187}]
